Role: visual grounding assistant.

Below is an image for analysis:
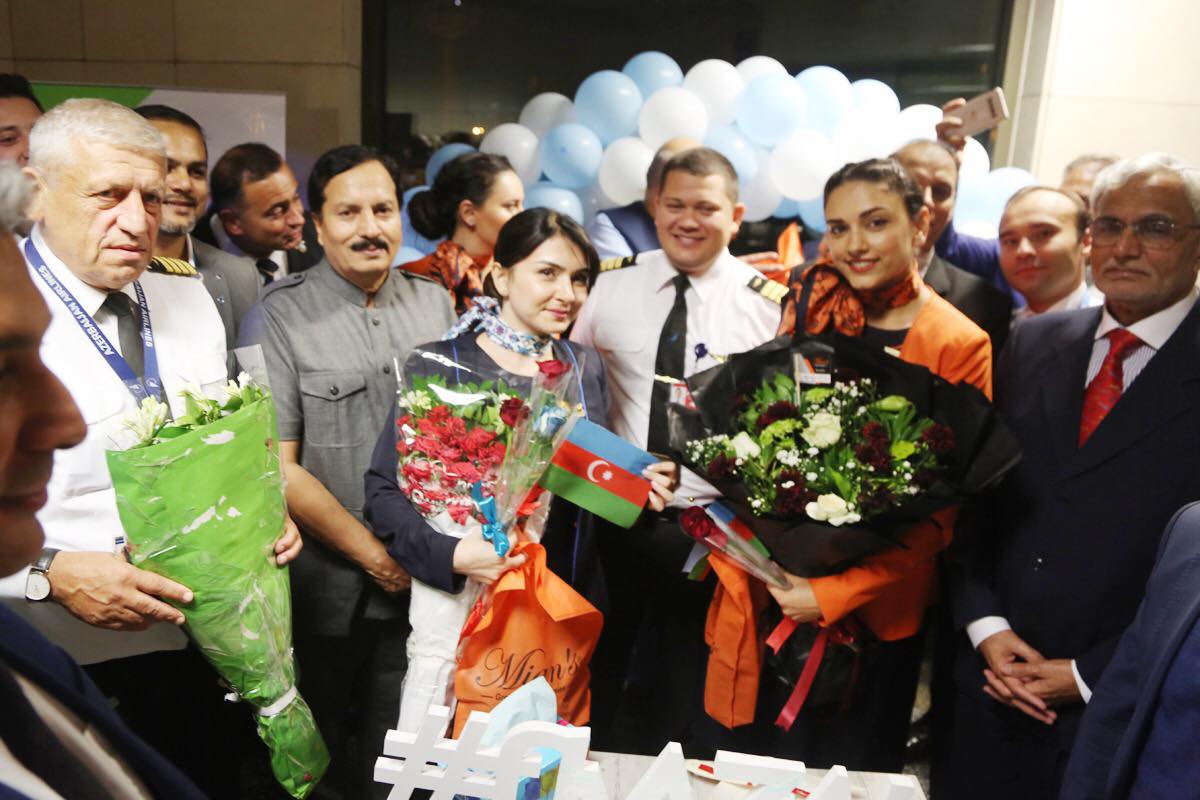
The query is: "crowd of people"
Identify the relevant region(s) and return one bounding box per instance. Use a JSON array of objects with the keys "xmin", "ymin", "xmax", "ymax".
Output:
[{"xmin": 1, "ymin": 69, "xmax": 1199, "ymax": 800}]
